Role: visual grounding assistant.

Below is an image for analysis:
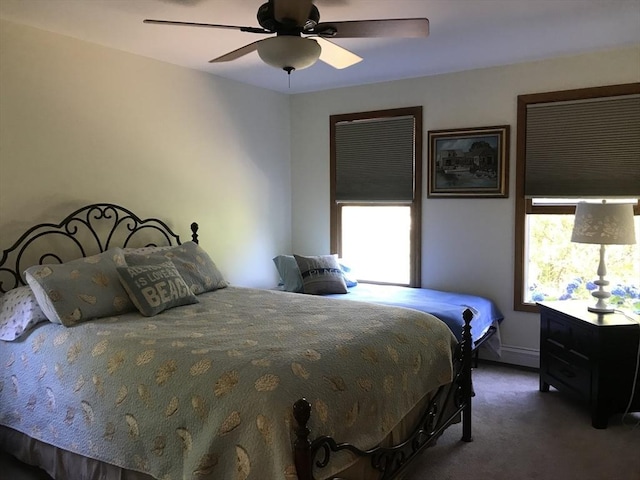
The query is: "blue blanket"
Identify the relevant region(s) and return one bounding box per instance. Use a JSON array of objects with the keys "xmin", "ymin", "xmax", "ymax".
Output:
[{"xmin": 323, "ymin": 284, "xmax": 504, "ymax": 349}]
